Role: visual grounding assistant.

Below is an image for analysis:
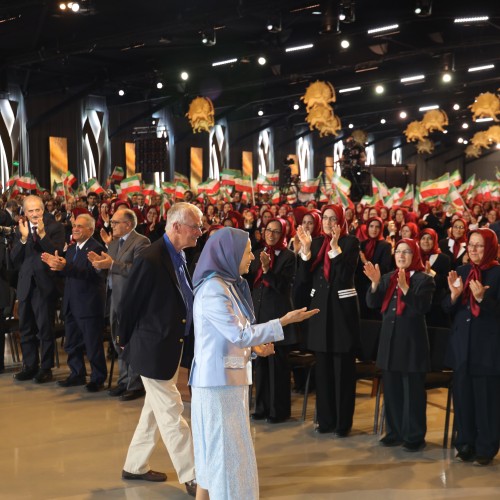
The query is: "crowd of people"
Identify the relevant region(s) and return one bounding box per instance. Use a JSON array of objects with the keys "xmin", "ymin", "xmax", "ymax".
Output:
[{"xmin": 1, "ymin": 181, "xmax": 500, "ymax": 497}]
